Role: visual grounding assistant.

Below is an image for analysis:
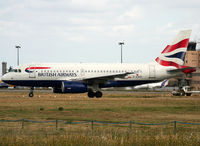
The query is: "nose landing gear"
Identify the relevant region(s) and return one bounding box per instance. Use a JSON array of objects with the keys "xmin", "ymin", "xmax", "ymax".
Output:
[{"xmin": 29, "ymin": 87, "xmax": 34, "ymax": 97}]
